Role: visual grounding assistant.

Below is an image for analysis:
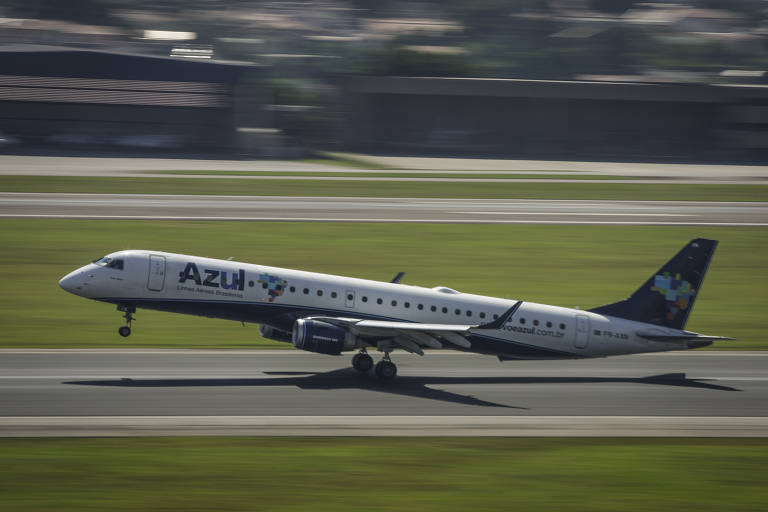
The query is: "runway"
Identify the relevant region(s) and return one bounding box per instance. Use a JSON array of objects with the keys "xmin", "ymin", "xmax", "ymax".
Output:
[
  {"xmin": 1, "ymin": 350, "xmax": 766, "ymax": 436},
  {"xmin": 2, "ymin": 154, "xmax": 768, "ymax": 182},
  {"xmin": 2, "ymin": 193, "xmax": 767, "ymax": 225}
]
